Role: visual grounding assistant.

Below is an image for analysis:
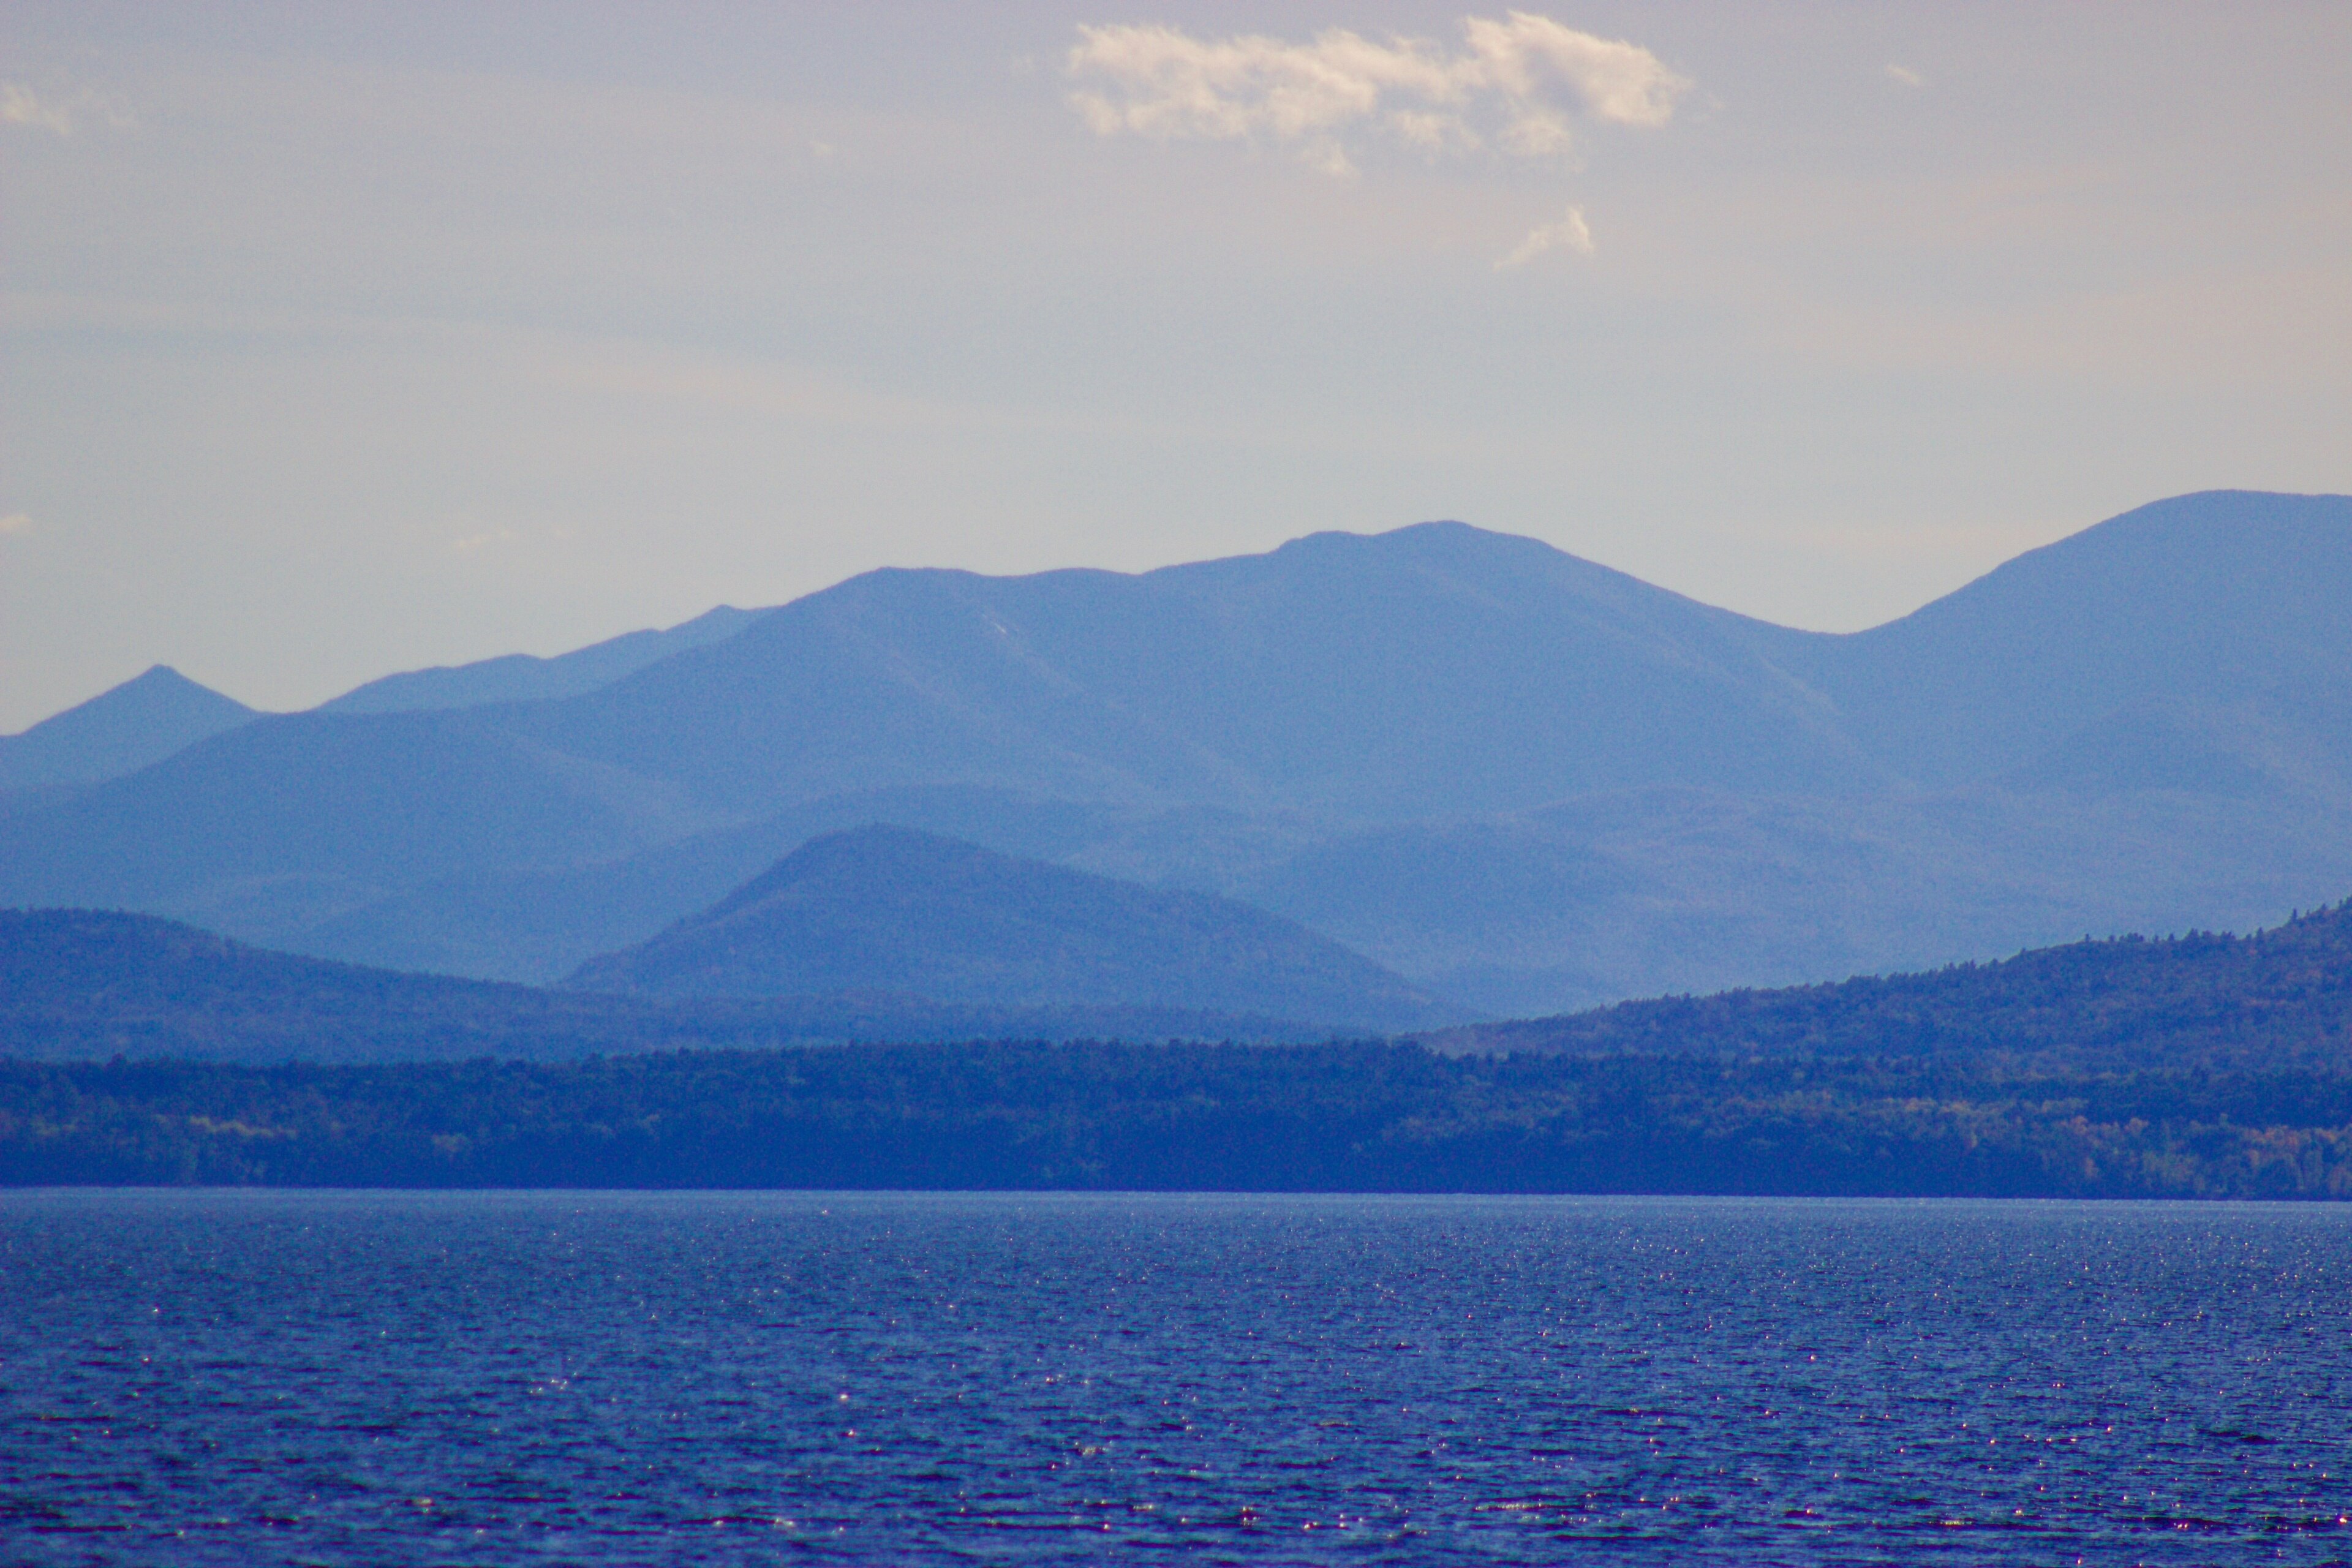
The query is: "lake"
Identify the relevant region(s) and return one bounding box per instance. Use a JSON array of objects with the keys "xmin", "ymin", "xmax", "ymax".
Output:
[{"xmin": 2, "ymin": 1191, "xmax": 2347, "ymax": 1563}]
